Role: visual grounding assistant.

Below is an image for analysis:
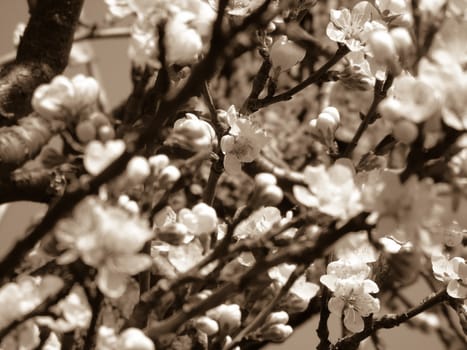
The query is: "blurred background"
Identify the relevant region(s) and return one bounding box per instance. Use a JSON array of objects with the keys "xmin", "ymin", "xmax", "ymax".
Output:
[{"xmin": 0, "ymin": 2, "xmax": 444, "ymax": 349}]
